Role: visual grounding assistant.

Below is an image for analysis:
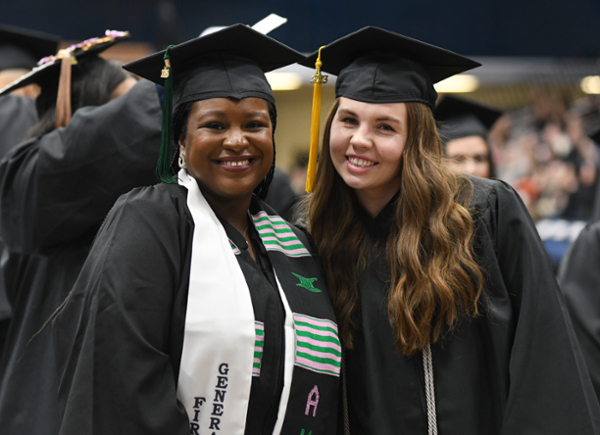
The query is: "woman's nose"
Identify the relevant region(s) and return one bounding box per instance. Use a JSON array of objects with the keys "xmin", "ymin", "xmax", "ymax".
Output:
[
  {"xmin": 349, "ymin": 125, "xmax": 372, "ymax": 149},
  {"xmin": 223, "ymin": 127, "xmax": 249, "ymax": 150}
]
